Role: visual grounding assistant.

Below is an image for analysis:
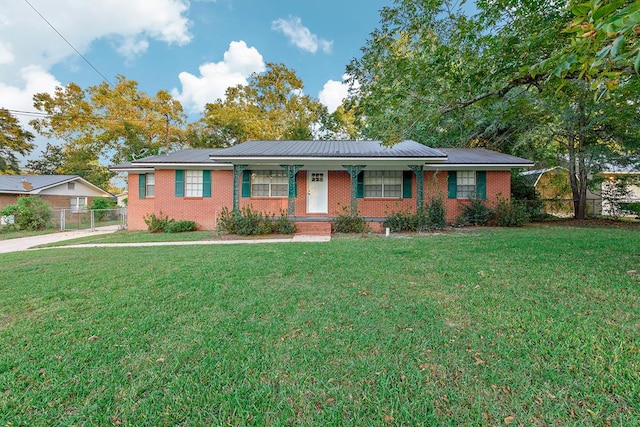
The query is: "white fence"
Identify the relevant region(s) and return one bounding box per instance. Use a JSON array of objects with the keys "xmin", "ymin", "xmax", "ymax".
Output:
[{"xmin": 51, "ymin": 208, "xmax": 127, "ymax": 231}]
